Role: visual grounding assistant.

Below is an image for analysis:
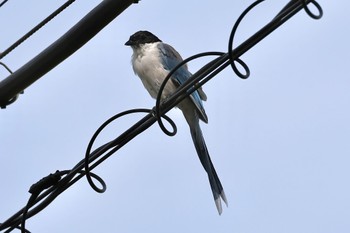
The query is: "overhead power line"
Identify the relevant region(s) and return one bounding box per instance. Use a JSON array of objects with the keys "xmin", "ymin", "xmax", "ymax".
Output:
[
  {"xmin": 0, "ymin": 0, "xmax": 9, "ymax": 8},
  {"xmin": 0, "ymin": 0, "xmax": 77, "ymax": 60}
]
